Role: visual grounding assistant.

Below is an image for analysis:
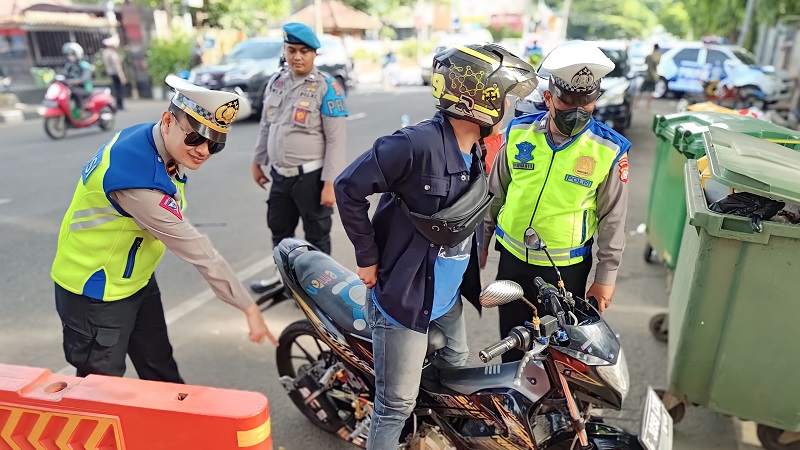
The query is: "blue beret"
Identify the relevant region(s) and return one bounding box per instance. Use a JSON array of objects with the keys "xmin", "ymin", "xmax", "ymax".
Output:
[{"xmin": 282, "ymin": 22, "xmax": 320, "ymax": 50}]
